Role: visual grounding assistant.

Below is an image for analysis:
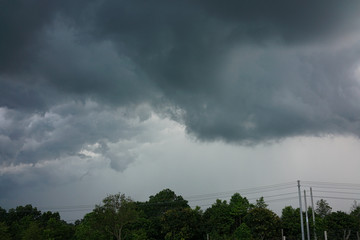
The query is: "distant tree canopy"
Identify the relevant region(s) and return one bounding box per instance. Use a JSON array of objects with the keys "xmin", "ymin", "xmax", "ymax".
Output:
[
  {"xmin": 0, "ymin": 204, "xmax": 74, "ymax": 240},
  {"xmin": 1, "ymin": 192, "xmax": 359, "ymax": 240}
]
